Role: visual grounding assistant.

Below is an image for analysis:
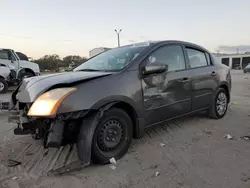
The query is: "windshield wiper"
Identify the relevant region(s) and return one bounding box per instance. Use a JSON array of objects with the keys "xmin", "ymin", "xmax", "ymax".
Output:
[{"xmin": 78, "ymin": 68, "xmax": 102, "ymax": 72}]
